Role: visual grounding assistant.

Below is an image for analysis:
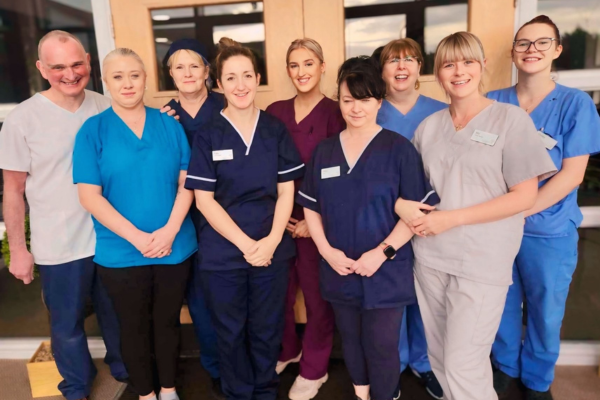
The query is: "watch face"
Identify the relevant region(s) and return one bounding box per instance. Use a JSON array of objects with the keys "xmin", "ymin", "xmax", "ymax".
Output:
[{"xmin": 384, "ymin": 246, "xmax": 396, "ymax": 258}]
